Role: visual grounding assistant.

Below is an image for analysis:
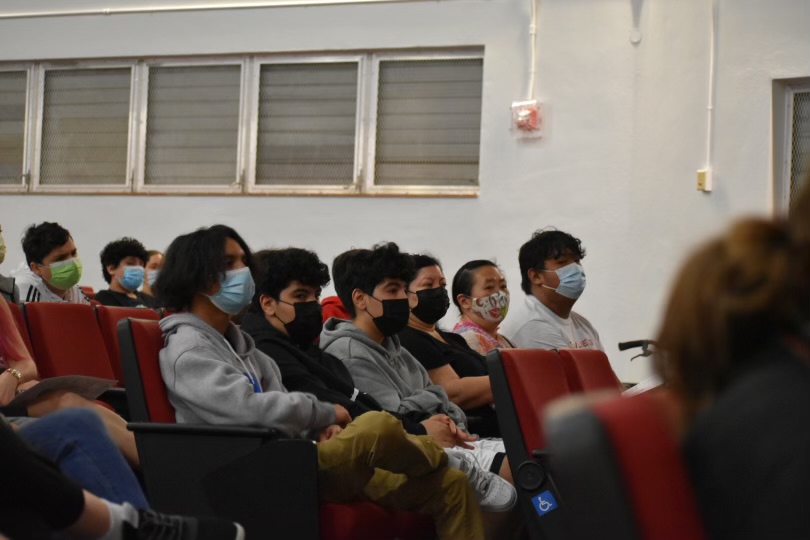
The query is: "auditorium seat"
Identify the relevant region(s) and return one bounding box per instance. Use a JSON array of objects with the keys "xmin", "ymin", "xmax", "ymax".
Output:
[
  {"xmin": 8, "ymin": 302, "xmax": 34, "ymax": 358},
  {"xmin": 95, "ymin": 305, "xmax": 160, "ymax": 388},
  {"xmin": 119, "ymin": 317, "xmax": 432, "ymax": 540},
  {"xmin": 23, "ymin": 303, "xmax": 115, "ymax": 381},
  {"xmin": 487, "ymin": 348, "xmax": 571, "ymax": 540},
  {"xmin": 545, "ymin": 392, "xmax": 707, "ymax": 540},
  {"xmin": 558, "ymin": 349, "xmax": 624, "ymax": 393}
]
